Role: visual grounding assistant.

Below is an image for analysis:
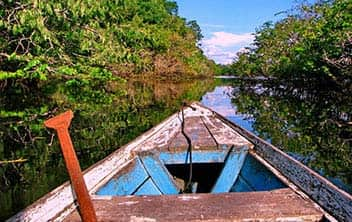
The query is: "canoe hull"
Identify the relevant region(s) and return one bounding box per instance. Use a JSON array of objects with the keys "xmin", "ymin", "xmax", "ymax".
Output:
[{"xmin": 7, "ymin": 103, "xmax": 352, "ymax": 222}]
